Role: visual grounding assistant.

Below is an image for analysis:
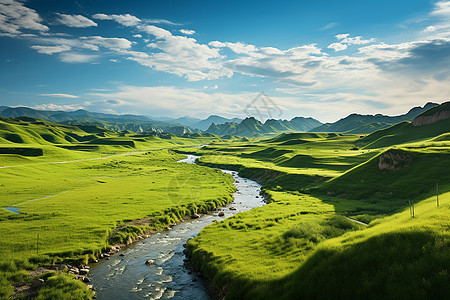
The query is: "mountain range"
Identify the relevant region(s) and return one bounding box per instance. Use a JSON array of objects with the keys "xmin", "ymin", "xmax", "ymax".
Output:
[
  {"xmin": 0, "ymin": 102, "xmax": 444, "ymax": 137},
  {"xmin": 171, "ymin": 115, "xmax": 242, "ymax": 130},
  {"xmin": 206, "ymin": 116, "xmax": 323, "ymax": 137},
  {"xmin": 310, "ymin": 102, "xmax": 438, "ymax": 134}
]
